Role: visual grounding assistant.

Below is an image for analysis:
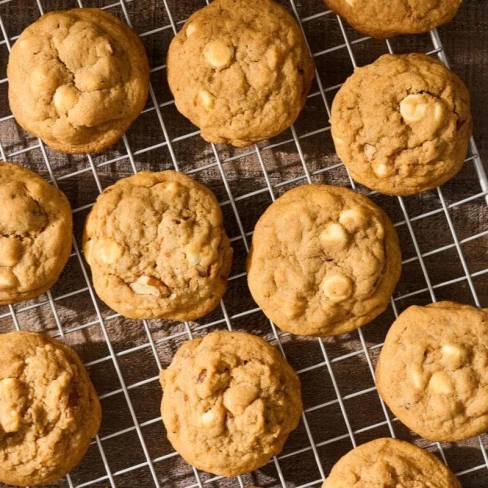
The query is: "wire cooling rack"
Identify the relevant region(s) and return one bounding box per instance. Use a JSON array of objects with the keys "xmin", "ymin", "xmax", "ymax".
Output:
[{"xmin": 0, "ymin": 0, "xmax": 487, "ymax": 487}]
